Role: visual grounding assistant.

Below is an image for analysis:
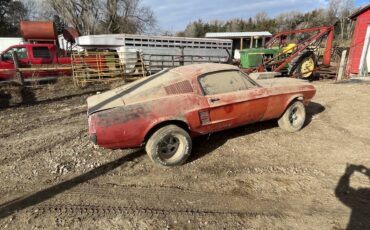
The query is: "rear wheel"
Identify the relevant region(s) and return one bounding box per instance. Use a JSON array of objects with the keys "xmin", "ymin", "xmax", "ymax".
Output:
[
  {"xmin": 145, "ymin": 125, "xmax": 192, "ymax": 167},
  {"xmin": 278, "ymin": 101, "xmax": 306, "ymax": 132}
]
